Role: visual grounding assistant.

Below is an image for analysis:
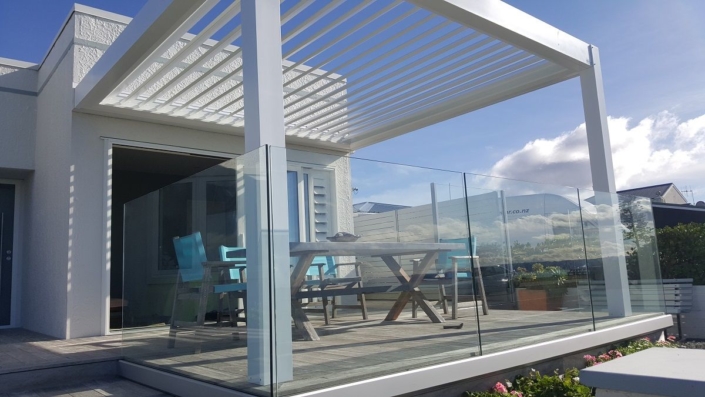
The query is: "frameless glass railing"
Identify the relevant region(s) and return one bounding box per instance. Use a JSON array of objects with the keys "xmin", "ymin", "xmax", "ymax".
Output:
[{"xmin": 121, "ymin": 145, "xmax": 665, "ymax": 396}]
